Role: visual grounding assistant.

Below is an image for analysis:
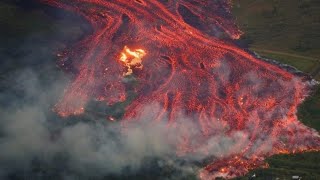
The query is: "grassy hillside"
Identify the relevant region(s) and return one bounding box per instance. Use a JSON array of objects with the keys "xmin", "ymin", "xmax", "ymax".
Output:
[
  {"xmin": 233, "ymin": 0, "xmax": 320, "ymax": 179},
  {"xmin": 233, "ymin": 0, "xmax": 320, "ymax": 58}
]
